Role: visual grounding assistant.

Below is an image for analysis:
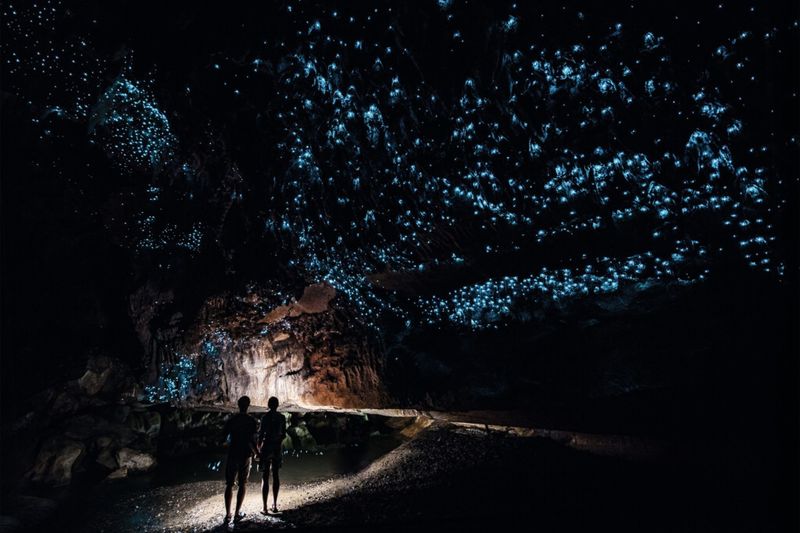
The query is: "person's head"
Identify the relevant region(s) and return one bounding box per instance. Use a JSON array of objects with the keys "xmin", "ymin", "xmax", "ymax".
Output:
[
  {"xmin": 267, "ymin": 396, "xmax": 279, "ymax": 411},
  {"xmin": 237, "ymin": 395, "xmax": 251, "ymax": 413}
]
